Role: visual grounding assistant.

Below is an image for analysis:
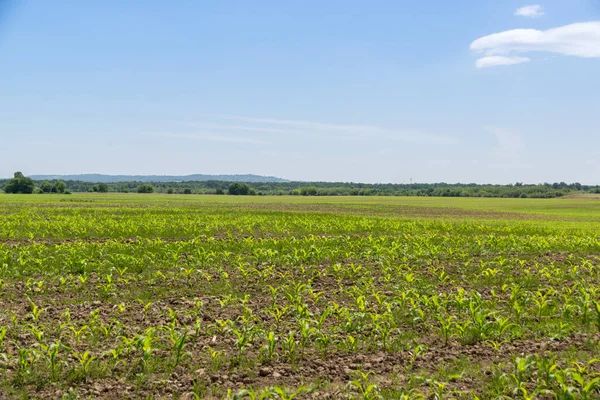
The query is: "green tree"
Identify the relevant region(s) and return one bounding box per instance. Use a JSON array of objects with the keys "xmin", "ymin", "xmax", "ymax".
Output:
[
  {"xmin": 228, "ymin": 182, "xmax": 250, "ymax": 195},
  {"xmin": 4, "ymin": 172, "xmax": 35, "ymax": 194},
  {"xmin": 97, "ymin": 183, "xmax": 108, "ymax": 193},
  {"xmin": 53, "ymin": 181, "xmax": 67, "ymax": 194},
  {"xmin": 40, "ymin": 181, "xmax": 53, "ymax": 193},
  {"xmin": 300, "ymin": 186, "xmax": 318, "ymax": 196},
  {"xmin": 137, "ymin": 184, "xmax": 155, "ymax": 194},
  {"xmin": 183, "ymin": 188, "xmax": 192, "ymax": 194}
]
